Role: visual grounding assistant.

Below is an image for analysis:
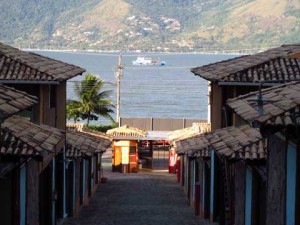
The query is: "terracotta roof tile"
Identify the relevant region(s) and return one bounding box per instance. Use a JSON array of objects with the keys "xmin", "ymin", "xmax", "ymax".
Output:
[
  {"xmin": 0, "ymin": 129, "xmax": 39, "ymax": 157},
  {"xmin": 175, "ymin": 125, "xmax": 266, "ymax": 160},
  {"xmin": 0, "ymin": 42, "xmax": 85, "ymax": 82},
  {"xmin": 66, "ymin": 144, "xmax": 82, "ymax": 158},
  {"xmin": 66, "ymin": 123, "xmax": 84, "ymax": 132},
  {"xmin": 107, "ymin": 125, "xmax": 147, "ymax": 138},
  {"xmin": 0, "ymin": 84, "xmax": 37, "ymax": 120},
  {"xmin": 191, "ymin": 44, "xmax": 300, "ymax": 83},
  {"xmin": 67, "ymin": 130, "xmax": 112, "ymax": 158},
  {"xmin": 227, "ymin": 81, "xmax": 300, "ymax": 127},
  {"xmin": 66, "ymin": 123, "xmax": 113, "ymax": 140},
  {"xmin": 81, "ymin": 127, "xmax": 113, "ymax": 140},
  {"xmin": 176, "ymin": 134, "xmax": 211, "ymax": 157},
  {"xmin": 168, "ymin": 122, "xmax": 211, "ymax": 144},
  {"xmin": 2, "ymin": 116, "xmax": 65, "ymax": 154}
]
